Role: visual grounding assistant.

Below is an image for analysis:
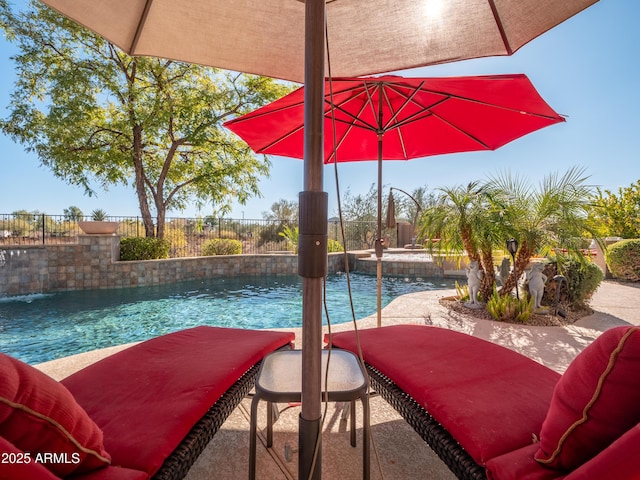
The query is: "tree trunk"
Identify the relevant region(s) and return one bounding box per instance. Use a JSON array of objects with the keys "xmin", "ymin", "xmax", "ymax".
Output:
[
  {"xmin": 155, "ymin": 202, "xmax": 166, "ymax": 239},
  {"xmin": 460, "ymin": 224, "xmax": 480, "ymax": 262},
  {"xmin": 499, "ymin": 241, "xmax": 533, "ymax": 297},
  {"xmin": 479, "ymin": 247, "xmax": 495, "ymax": 301},
  {"xmin": 132, "ymin": 125, "xmax": 155, "ymax": 237}
]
